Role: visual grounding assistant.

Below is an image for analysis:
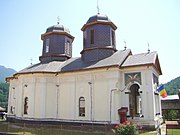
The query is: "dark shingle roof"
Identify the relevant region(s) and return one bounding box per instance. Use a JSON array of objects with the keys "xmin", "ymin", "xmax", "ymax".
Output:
[
  {"xmin": 16, "ymin": 50, "xmax": 160, "ymax": 75},
  {"xmin": 81, "ymin": 14, "xmax": 117, "ymax": 31},
  {"xmin": 46, "ymin": 24, "xmax": 70, "ymax": 33},
  {"xmin": 18, "ymin": 49, "xmax": 131, "ymax": 74},
  {"xmin": 121, "ymin": 51, "xmax": 157, "ymax": 67},
  {"xmin": 86, "ymin": 14, "xmax": 111, "ymax": 24}
]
